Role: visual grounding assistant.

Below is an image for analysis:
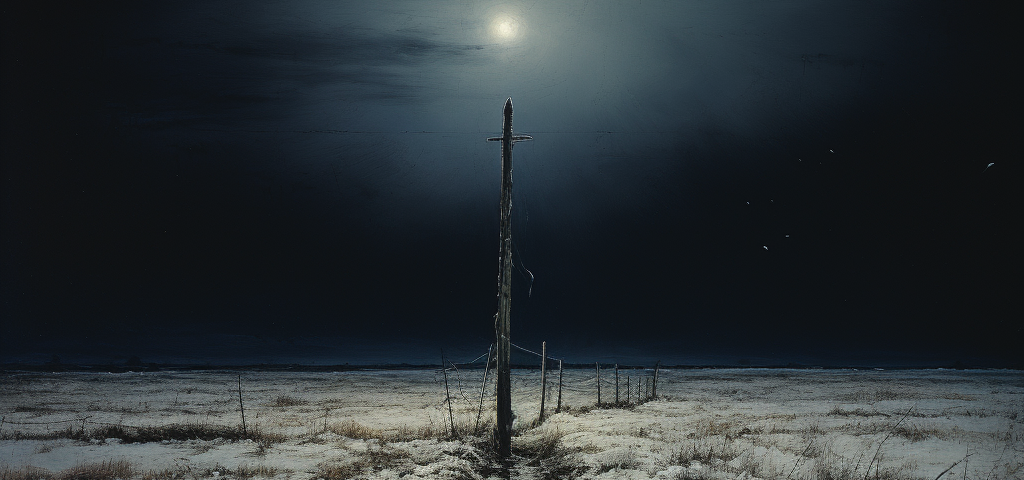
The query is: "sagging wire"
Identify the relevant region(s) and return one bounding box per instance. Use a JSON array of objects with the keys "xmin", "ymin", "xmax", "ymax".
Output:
[
  {"xmin": 511, "ymin": 181, "xmax": 535, "ymax": 297},
  {"xmin": 513, "ymin": 241, "xmax": 535, "ymax": 297},
  {"xmin": 510, "ymin": 342, "xmax": 561, "ymax": 362},
  {"xmin": 438, "ymin": 346, "xmax": 496, "ymax": 406}
]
